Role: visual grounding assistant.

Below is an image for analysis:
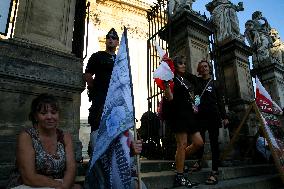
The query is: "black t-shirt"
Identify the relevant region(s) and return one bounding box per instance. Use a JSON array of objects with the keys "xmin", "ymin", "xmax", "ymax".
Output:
[
  {"xmin": 166, "ymin": 73, "xmax": 197, "ymax": 118},
  {"xmin": 196, "ymin": 77, "xmax": 226, "ymax": 119},
  {"xmin": 173, "ymin": 74, "xmax": 195, "ymax": 108},
  {"xmin": 85, "ymin": 51, "xmax": 116, "ymax": 101}
]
